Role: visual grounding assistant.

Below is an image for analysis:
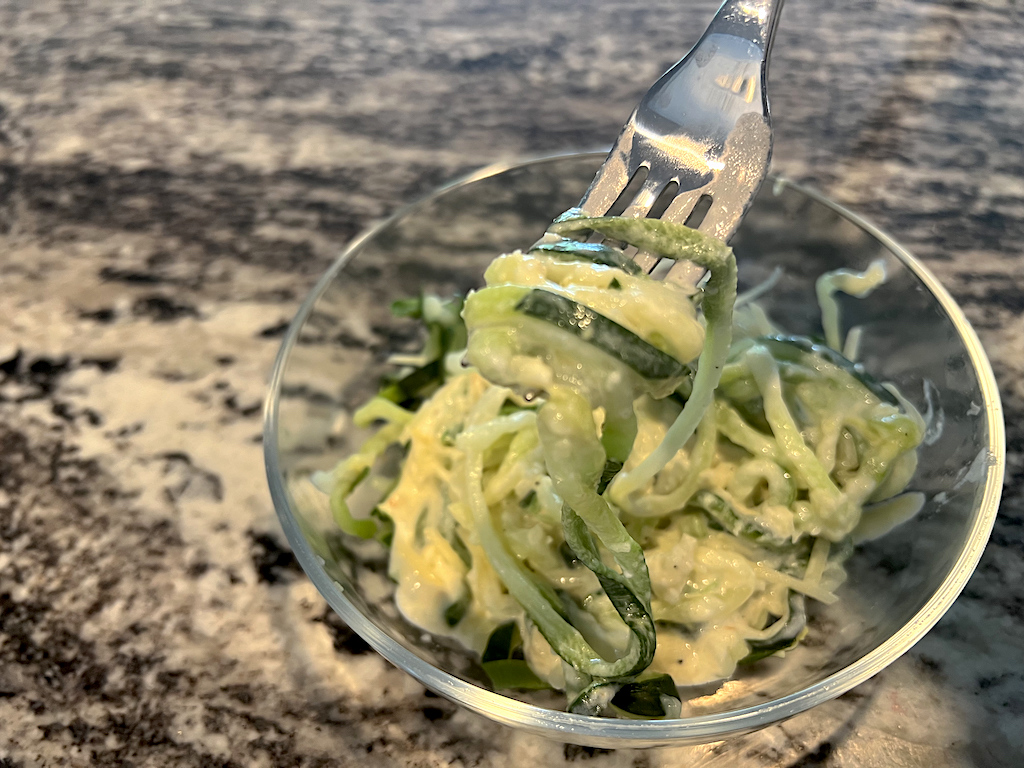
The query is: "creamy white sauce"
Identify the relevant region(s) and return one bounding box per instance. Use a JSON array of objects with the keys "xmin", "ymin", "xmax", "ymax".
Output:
[{"xmin": 331, "ymin": 241, "xmax": 923, "ymax": 712}]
